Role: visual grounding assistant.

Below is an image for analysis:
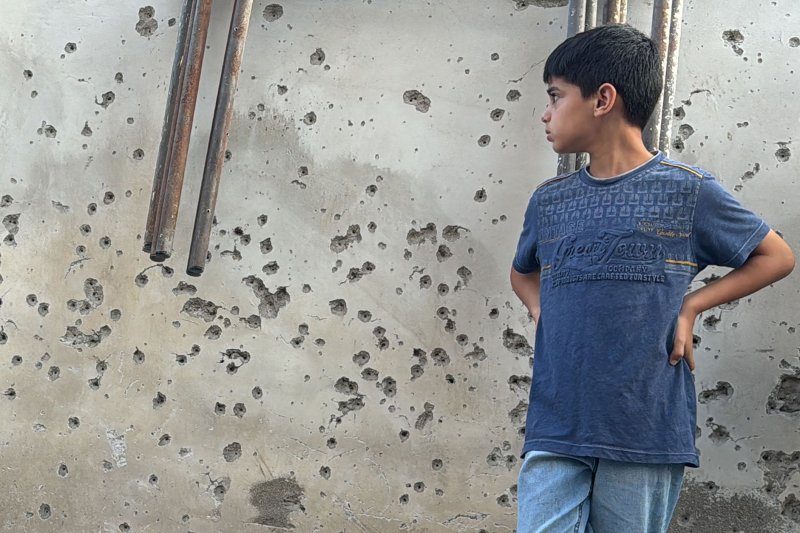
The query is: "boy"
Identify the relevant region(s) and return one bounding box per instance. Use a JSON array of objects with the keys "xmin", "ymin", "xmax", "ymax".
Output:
[{"xmin": 510, "ymin": 24, "xmax": 795, "ymax": 532}]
